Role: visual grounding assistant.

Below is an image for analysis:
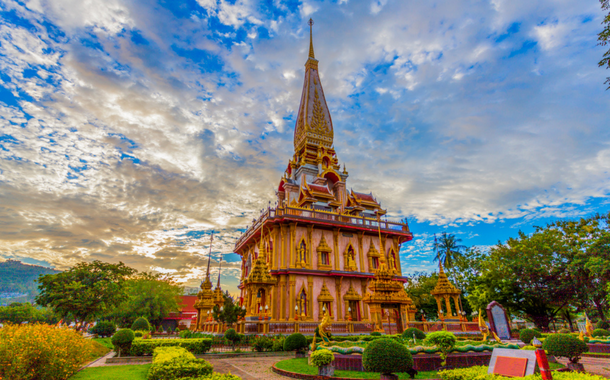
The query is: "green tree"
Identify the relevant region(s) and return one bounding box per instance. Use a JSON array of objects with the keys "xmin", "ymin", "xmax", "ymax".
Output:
[
  {"xmin": 36, "ymin": 261, "xmax": 136, "ymax": 327},
  {"xmin": 106, "ymin": 272, "xmax": 183, "ymax": 327},
  {"xmin": 405, "ymin": 272, "xmax": 441, "ymax": 320},
  {"xmin": 212, "ymin": 291, "xmax": 246, "ymax": 326},
  {"xmin": 0, "ymin": 302, "xmax": 58, "ymax": 324},
  {"xmin": 599, "ymin": 0, "xmax": 610, "ymax": 89},
  {"xmin": 434, "ymin": 232, "xmax": 466, "ymax": 269},
  {"xmin": 467, "ymin": 228, "xmax": 574, "ymax": 331}
]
